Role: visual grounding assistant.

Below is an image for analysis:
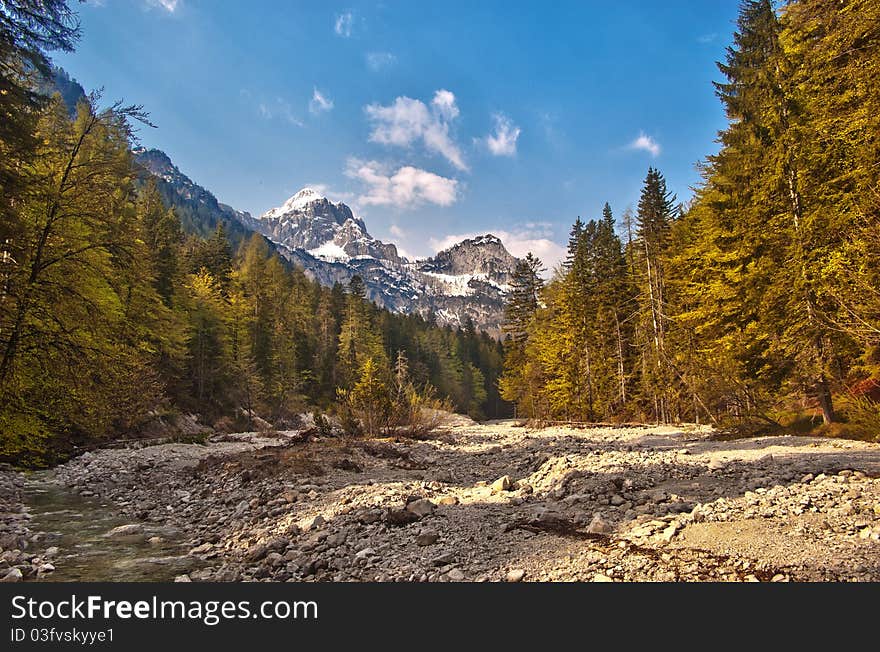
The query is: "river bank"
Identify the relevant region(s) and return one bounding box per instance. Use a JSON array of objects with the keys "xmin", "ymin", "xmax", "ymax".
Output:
[{"xmin": 2, "ymin": 421, "xmax": 879, "ymax": 582}]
